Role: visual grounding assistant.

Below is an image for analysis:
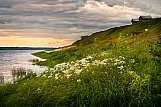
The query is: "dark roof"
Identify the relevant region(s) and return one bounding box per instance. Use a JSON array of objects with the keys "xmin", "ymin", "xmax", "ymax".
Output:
[
  {"xmin": 139, "ymin": 15, "xmax": 152, "ymax": 20},
  {"xmin": 131, "ymin": 19, "xmax": 139, "ymax": 22}
]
